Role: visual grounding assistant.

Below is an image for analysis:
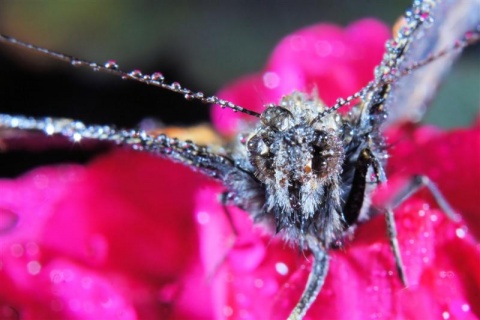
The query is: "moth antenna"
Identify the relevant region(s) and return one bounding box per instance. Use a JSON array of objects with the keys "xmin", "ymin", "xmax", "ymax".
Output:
[
  {"xmin": 0, "ymin": 113, "xmax": 236, "ymax": 180},
  {"xmin": 317, "ymin": 25, "xmax": 480, "ymax": 119},
  {"xmin": 0, "ymin": 34, "xmax": 261, "ymax": 118},
  {"xmin": 395, "ymin": 26, "xmax": 480, "ymax": 79}
]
